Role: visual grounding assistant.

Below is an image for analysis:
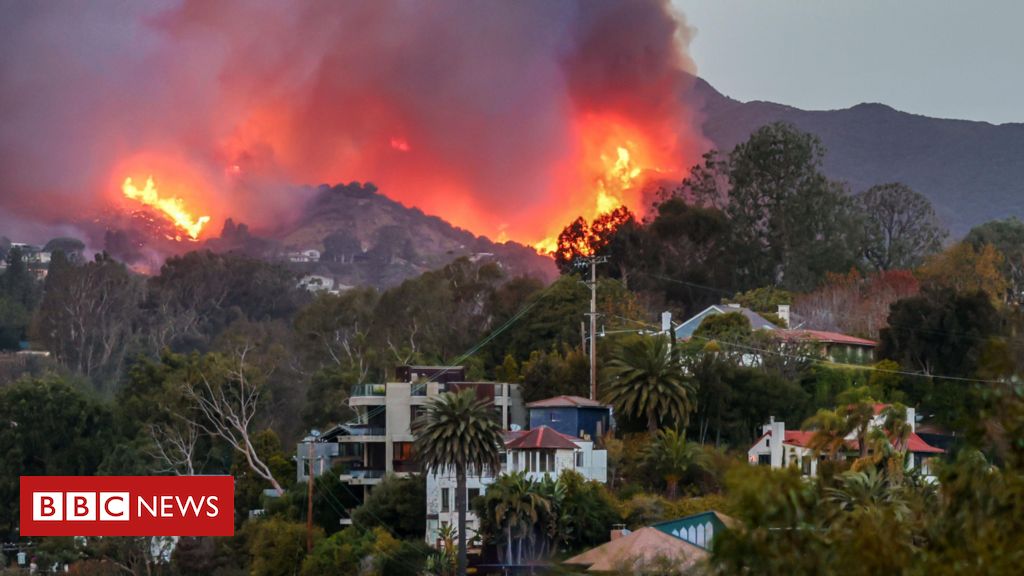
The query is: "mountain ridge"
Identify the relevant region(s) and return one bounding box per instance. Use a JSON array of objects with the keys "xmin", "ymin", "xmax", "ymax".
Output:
[{"xmin": 692, "ymin": 77, "xmax": 1024, "ymax": 236}]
